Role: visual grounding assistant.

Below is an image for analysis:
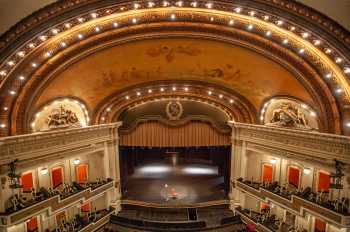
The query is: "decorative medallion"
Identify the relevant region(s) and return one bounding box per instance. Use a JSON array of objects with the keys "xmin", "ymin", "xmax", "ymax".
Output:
[
  {"xmin": 166, "ymin": 101, "xmax": 183, "ymax": 120},
  {"xmin": 46, "ymin": 105, "xmax": 81, "ymax": 129}
]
